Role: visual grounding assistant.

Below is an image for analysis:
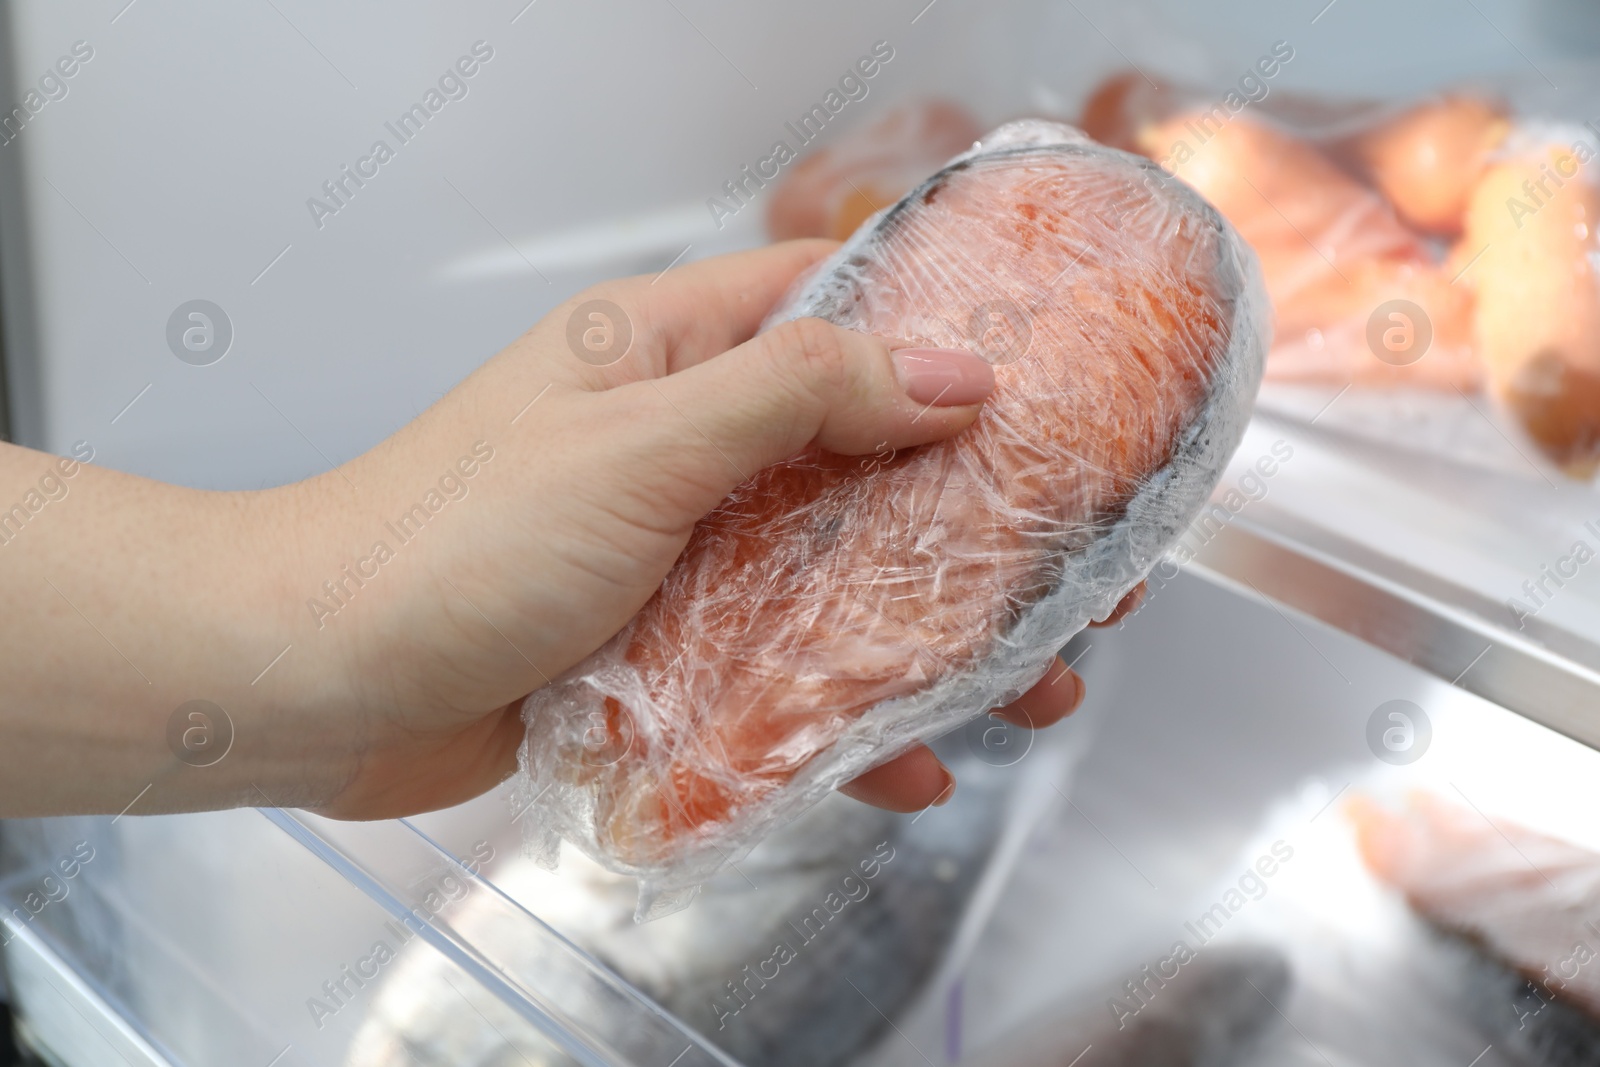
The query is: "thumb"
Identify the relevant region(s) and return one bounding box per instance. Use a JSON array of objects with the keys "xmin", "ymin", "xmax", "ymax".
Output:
[{"xmin": 607, "ymin": 316, "xmax": 995, "ymax": 512}]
